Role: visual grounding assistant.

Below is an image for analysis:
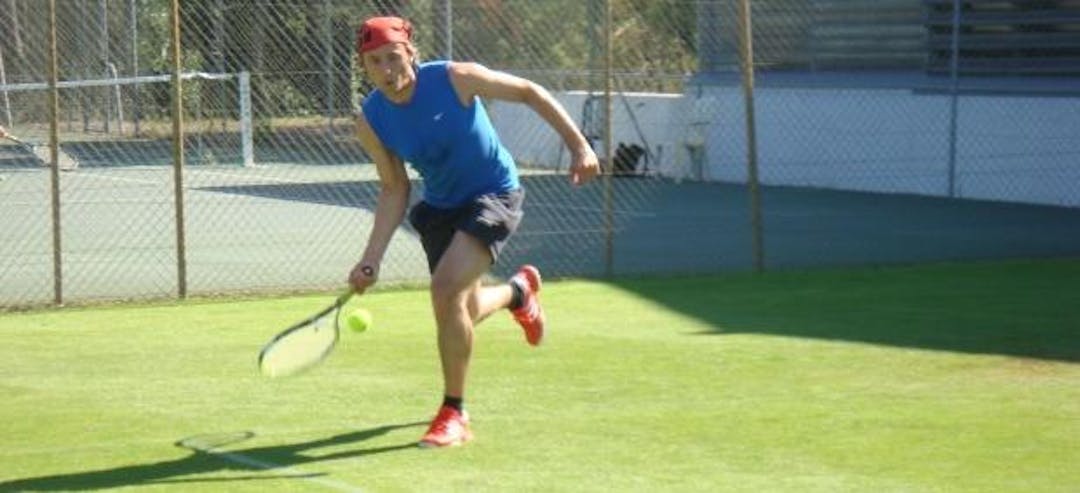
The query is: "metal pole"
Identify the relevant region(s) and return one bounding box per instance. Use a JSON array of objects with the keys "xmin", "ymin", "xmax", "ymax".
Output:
[
  {"xmin": 47, "ymin": 0, "xmax": 63, "ymax": 304},
  {"xmin": 0, "ymin": 44, "xmax": 12, "ymax": 127},
  {"xmin": 946, "ymin": 0, "xmax": 961, "ymax": 197},
  {"xmin": 239, "ymin": 71, "xmax": 254, "ymax": 167},
  {"xmin": 8, "ymin": 0, "xmax": 23, "ymax": 56},
  {"xmin": 80, "ymin": 0, "xmax": 91, "ymax": 132},
  {"xmin": 215, "ymin": 0, "xmax": 225, "ymax": 132},
  {"xmin": 322, "ymin": 0, "xmax": 334, "ymax": 131},
  {"xmin": 169, "ymin": 0, "xmax": 187, "ymax": 298},
  {"xmin": 588, "ymin": 0, "xmax": 602, "ymax": 95},
  {"xmin": 738, "ymin": 0, "xmax": 764, "ymax": 273},
  {"xmin": 109, "ymin": 62, "xmax": 124, "ymax": 133},
  {"xmin": 129, "ymin": 0, "xmax": 141, "ymax": 134},
  {"xmin": 602, "ymin": 0, "xmax": 614, "ymax": 278},
  {"xmin": 439, "ymin": 0, "xmax": 453, "ymax": 59},
  {"xmin": 100, "ymin": 0, "xmax": 110, "ymax": 133},
  {"xmin": 446, "ymin": 0, "xmax": 453, "ymax": 59}
]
